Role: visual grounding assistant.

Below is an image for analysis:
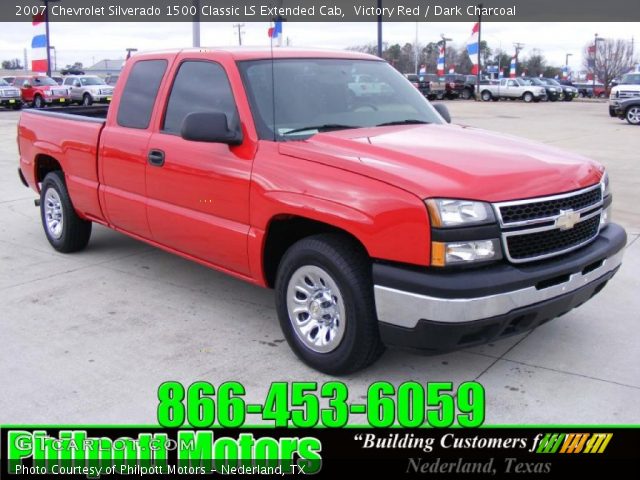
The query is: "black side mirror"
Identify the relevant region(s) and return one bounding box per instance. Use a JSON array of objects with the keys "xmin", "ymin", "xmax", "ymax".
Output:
[
  {"xmin": 74, "ymin": 81, "xmax": 81, "ymax": 87},
  {"xmin": 433, "ymin": 103, "xmax": 451, "ymax": 123},
  {"xmin": 180, "ymin": 111, "xmax": 242, "ymax": 145}
]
